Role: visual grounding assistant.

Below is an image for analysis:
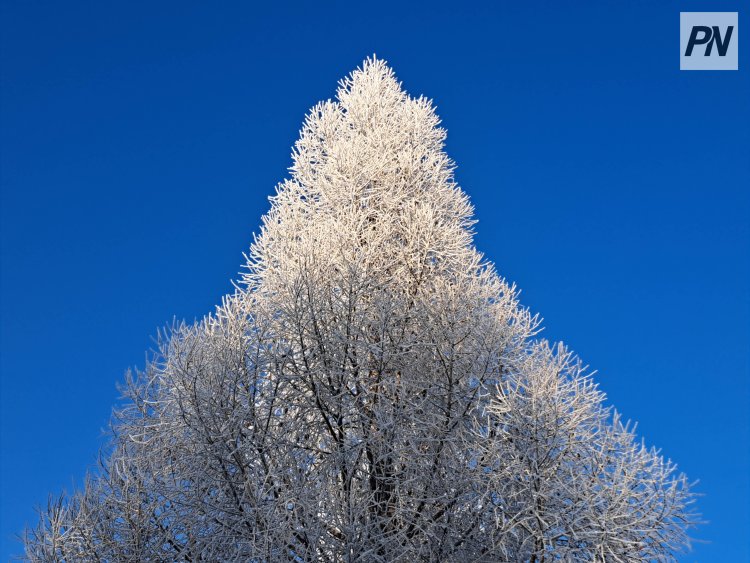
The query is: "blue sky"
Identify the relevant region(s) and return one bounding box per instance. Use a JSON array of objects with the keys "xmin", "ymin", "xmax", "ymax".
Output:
[{"xmin": 1, "ymin": 1, "xmax": 748, "ymax": 559}]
